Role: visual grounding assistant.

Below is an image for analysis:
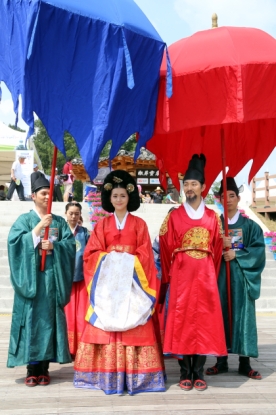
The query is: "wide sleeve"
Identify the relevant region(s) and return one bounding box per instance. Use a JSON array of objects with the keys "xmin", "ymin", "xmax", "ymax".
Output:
[
  {"xmin": 234, "ymin": 220, "xmax": 265, "ymax": 300},
  {"xmin": 8, "ymin": 215, "xmax": 38, "ymax": 299},
  {"xmin": 135, "ymin": 219, "xmax": 157, "ymax": 285},
  {"xmin": 52, "ymin": 217, "xmax": 76, "ymax": 307},
  {"xmin": 159, "ymin": 212, "xmax": 175, "ymax": 284},
  {"xmin": 213, "ymin": 213, "xmax": 223, "ymax": 279}
]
